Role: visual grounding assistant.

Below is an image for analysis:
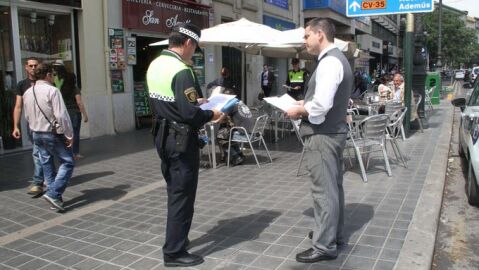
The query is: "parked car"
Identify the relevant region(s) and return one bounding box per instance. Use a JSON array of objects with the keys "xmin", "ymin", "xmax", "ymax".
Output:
[
  {"xmin": 455, "ymin": 70, "xmax": 465, "ymax": 80},
  {"xmin": 471, "ymin": 66, "xmax": 479, "ymax": 82},
  {"xmin": 451, "ymin": 81, "xmax": 479, "ymax": 206}
]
